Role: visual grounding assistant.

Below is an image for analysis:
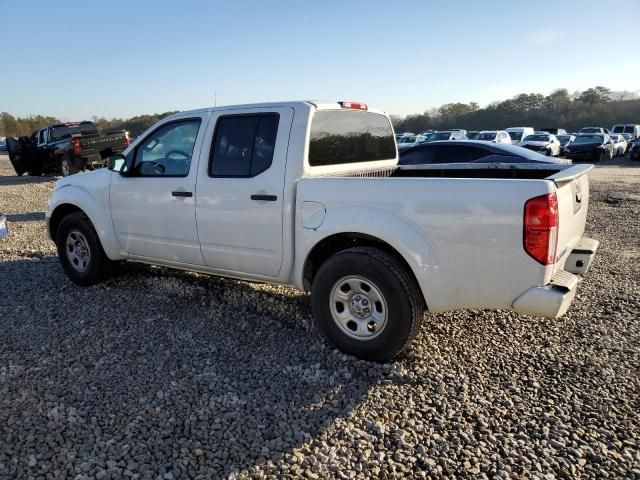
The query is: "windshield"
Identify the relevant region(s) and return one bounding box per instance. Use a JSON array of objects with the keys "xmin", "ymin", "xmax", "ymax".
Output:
[
  {"xmin": 425, "ymin": 132, "xmax": 451, "ymax": 141},
  {"xmin": 476, "ymin": 132, "xmax": 496, "ymax": 141},
  {"xmin": 398, "ymin": 136, "xmax": 417, "ymax": 144},
  {"xmin": 50, "ymin": 123, "xmax": 98, "ymax": 141},
  {"xmin": 507, "ymin": 131, "xmax": 522, "ymax": 141},
  {"xmin": 557, "ymin": 135, "xmax": 571, "ymax": 142},
  {"xmin": 580, "ymin": 127, "xmax": 601, "ymax": 133},
  {"xmin": 466, "ymin": 132, "xmax": 479, "ymax": 139},
  {"xmin": 574, "ymin": 135, "xmax": 603, "ymax": 144},
  {"xmin": 523, "ymin": 134, "xmax": 550, "ymax": 142}
]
